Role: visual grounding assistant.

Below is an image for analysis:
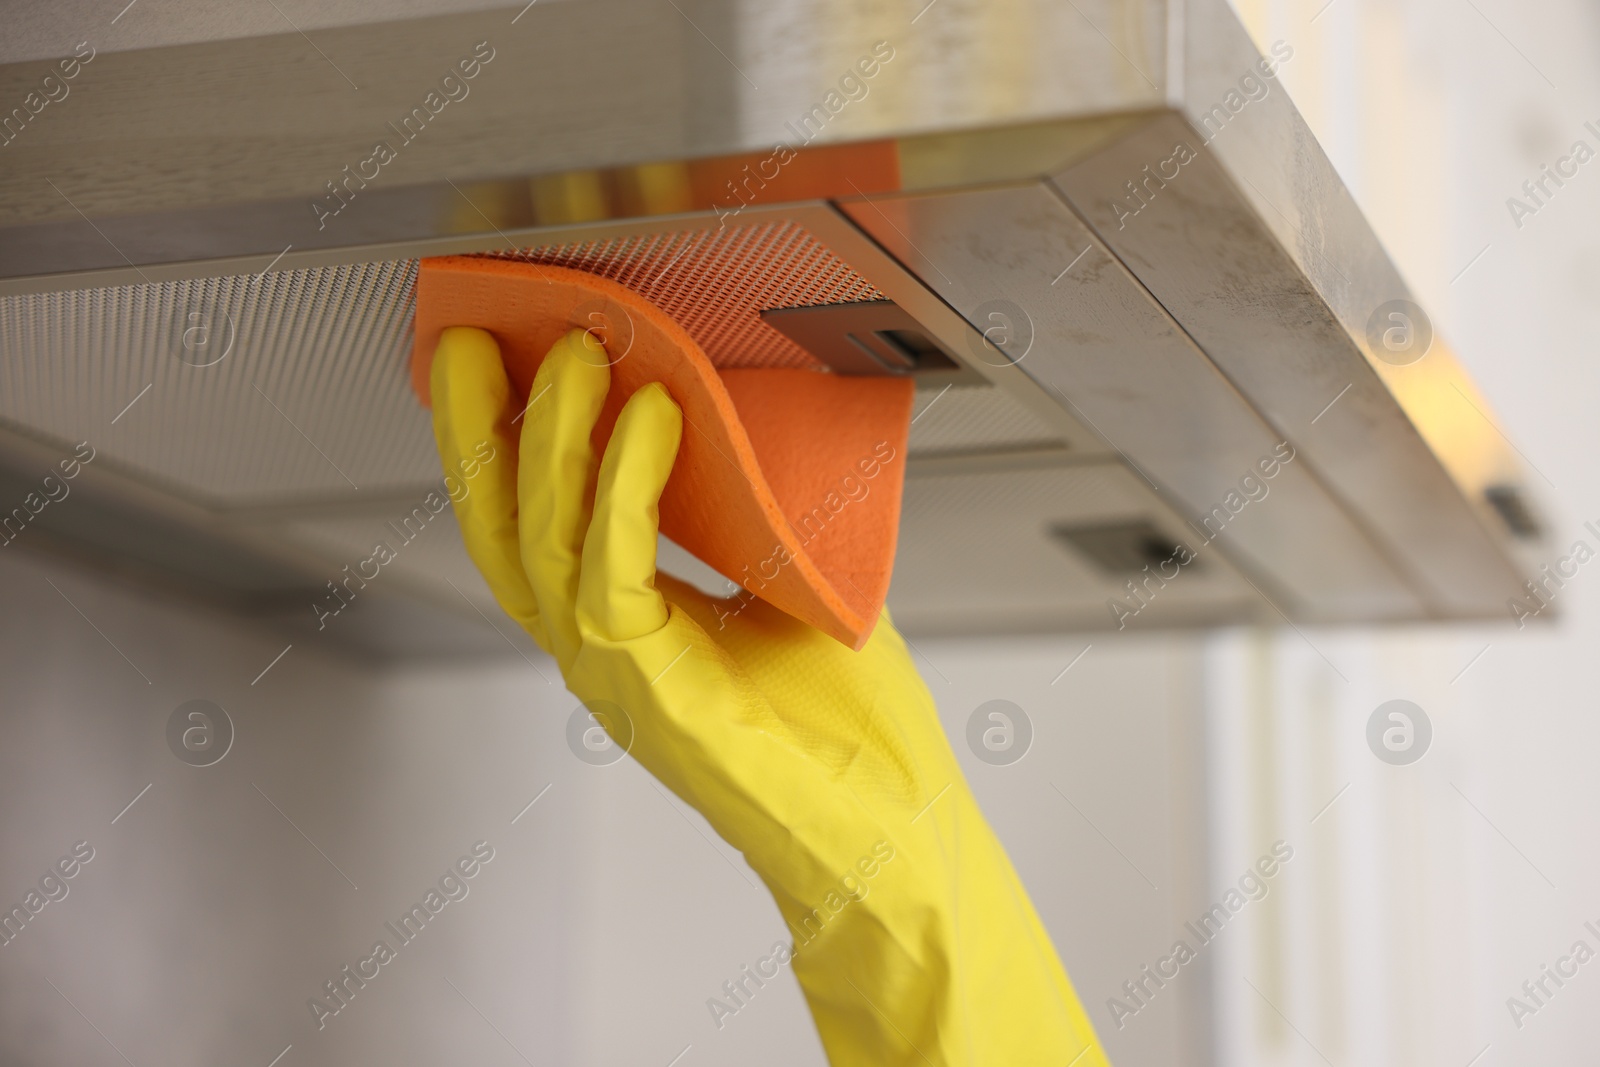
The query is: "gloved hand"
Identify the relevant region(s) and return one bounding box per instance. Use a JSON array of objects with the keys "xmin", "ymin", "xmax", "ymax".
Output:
[{"xmin": 431, "ymin": 325, "xmax": 1110, "ymax": 1067}]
